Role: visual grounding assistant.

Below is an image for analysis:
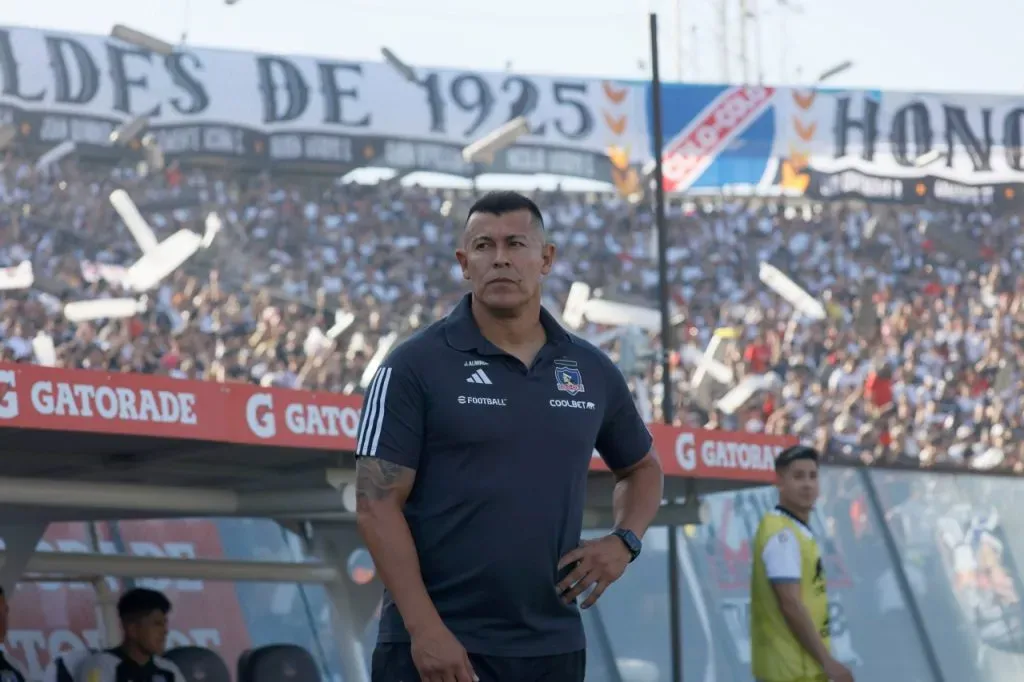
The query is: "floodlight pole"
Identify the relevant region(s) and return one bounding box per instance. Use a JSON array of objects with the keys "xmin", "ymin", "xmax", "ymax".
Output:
[{"xmin": 650, "ymin": 12, "xmax": 684, "ymax": 682}]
